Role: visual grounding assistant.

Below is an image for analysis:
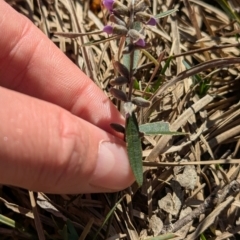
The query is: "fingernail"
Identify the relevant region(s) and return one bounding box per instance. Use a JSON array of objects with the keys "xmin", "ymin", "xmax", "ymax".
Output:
[{"xmin": 90, "ymin": 141, "xmax": 133, "ymax": 190}]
